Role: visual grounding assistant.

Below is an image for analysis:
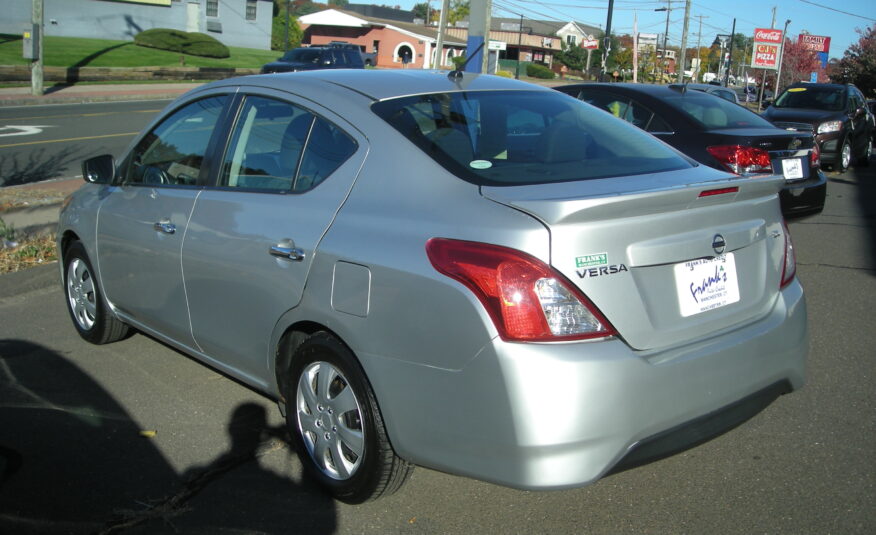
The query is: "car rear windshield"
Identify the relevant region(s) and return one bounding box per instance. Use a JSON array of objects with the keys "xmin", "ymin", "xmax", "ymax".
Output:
[
  {"xmin": 774, "ymin": 86, "xmax": 845, "ymax": 111},
  {"xmin": 371, "ymin": 90, "xmax": 691, "ymax": 186},
  {"xmin": 662, "ymin": 92, "xmax": 776, "ymax": 130}
]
